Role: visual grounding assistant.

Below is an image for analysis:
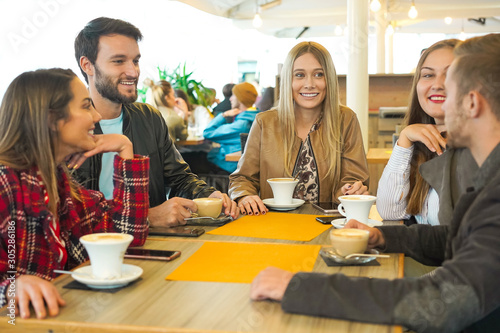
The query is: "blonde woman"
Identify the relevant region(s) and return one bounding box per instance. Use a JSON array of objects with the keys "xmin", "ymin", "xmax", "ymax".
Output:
[
  {"xmin": 145, "ymin": 79, "xmax": 189, "ymax": 141},
  {"xmin": 229, "ymin": 42, "xmax": 369, "ymax": 215}
]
